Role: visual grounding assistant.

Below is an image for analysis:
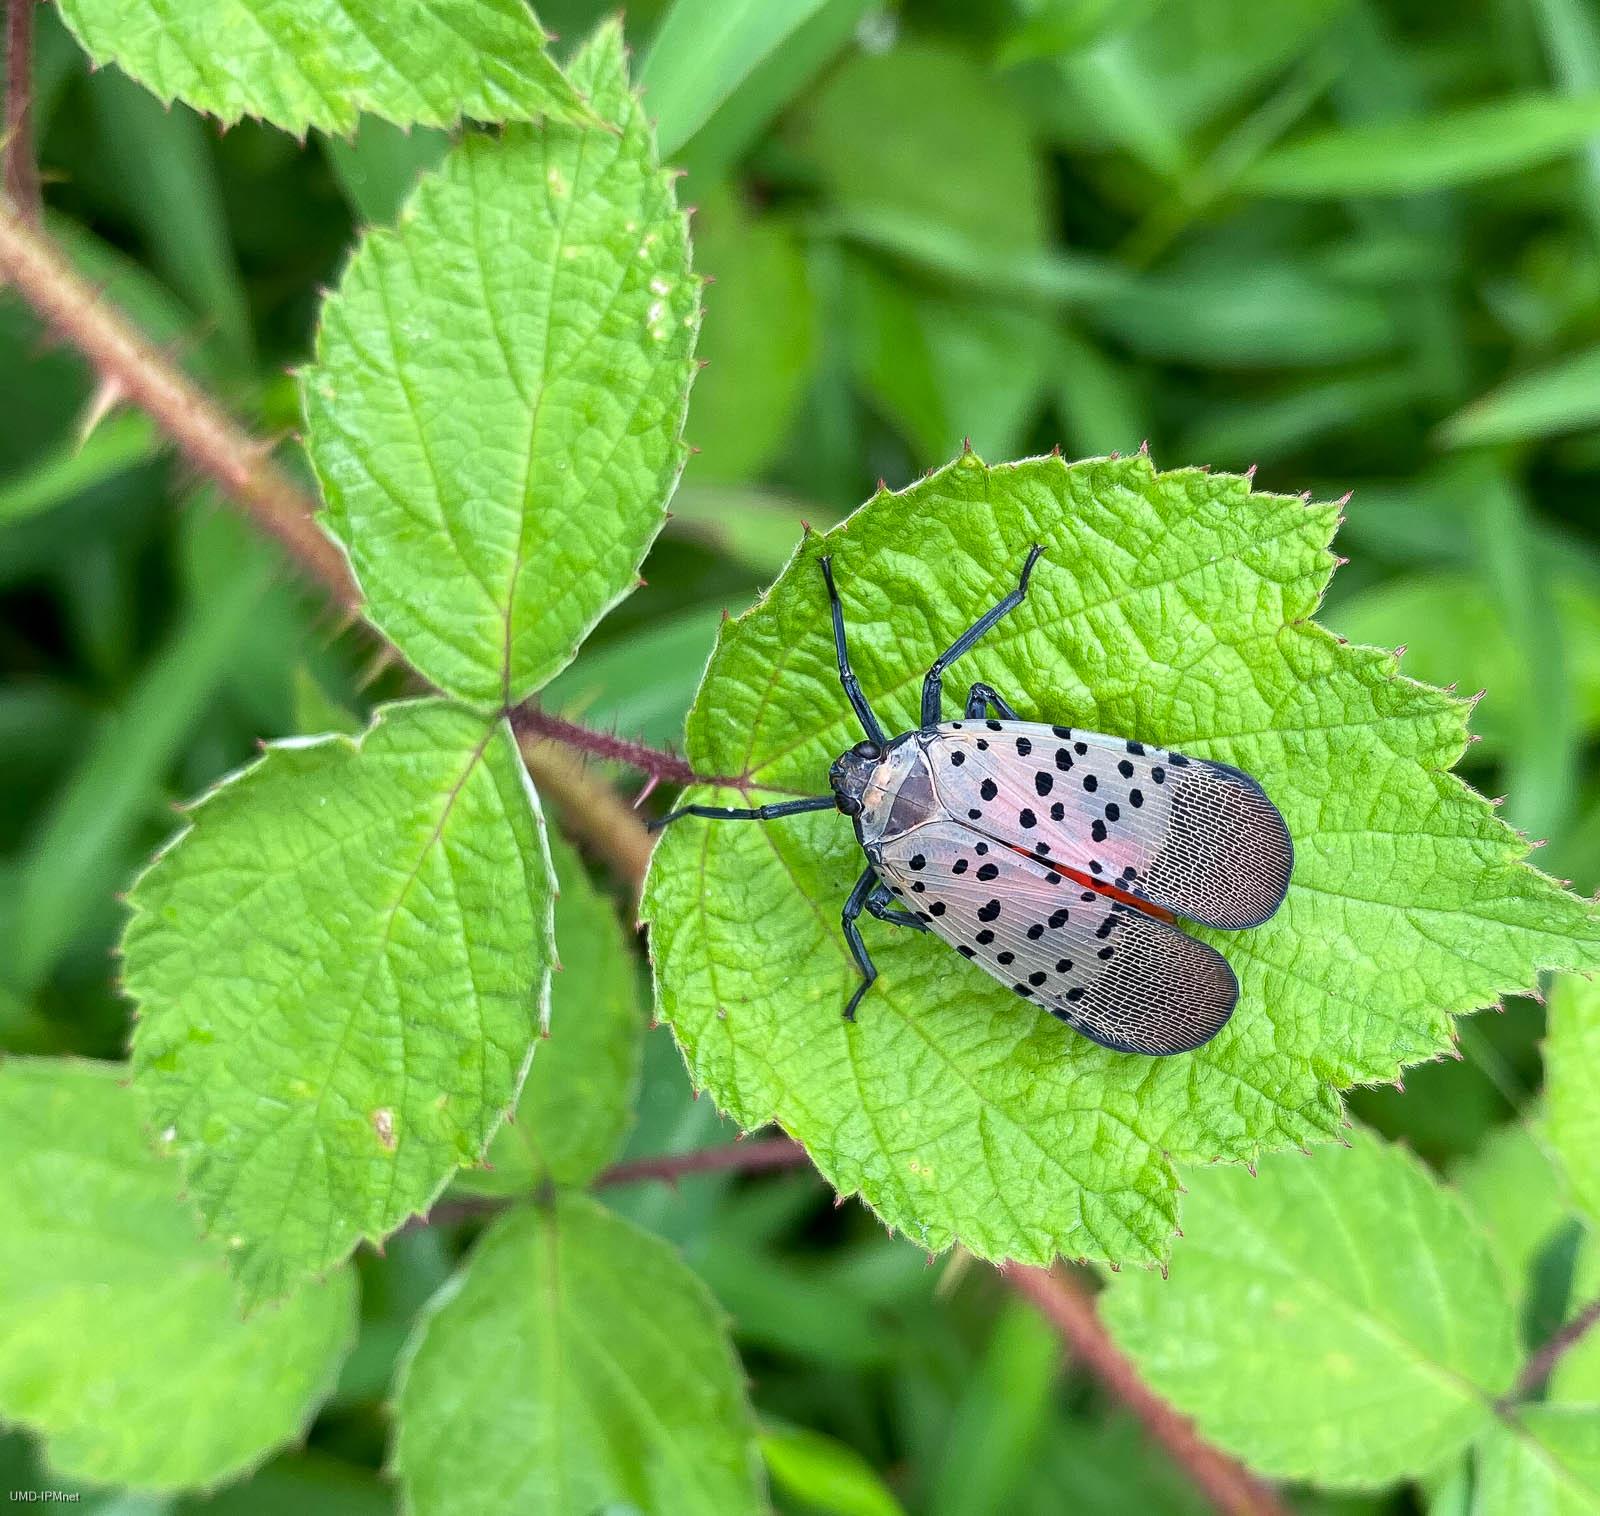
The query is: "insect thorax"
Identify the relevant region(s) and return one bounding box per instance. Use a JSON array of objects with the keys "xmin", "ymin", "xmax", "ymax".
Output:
[{"xmin": 856, "ymin": 736, "xmax": 941, "ymax": 846}]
